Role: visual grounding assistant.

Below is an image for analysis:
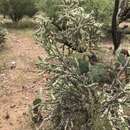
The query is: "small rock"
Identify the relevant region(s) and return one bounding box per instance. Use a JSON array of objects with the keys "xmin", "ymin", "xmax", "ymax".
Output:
[
  {"xmin": 33, "ymin": 80, "xmax": 37, "ymax": 84},
  {"xmin": 23, "ymin": 112, "xmax": 27, "ymax": 116},
  {"xmin": 22, "ymin": 86, "xmax": 25, "ymax": 90},
  {"xmin": 5, "ymin": 112, "xmax": 10, "ymax": 120},
  {"xmin": 108, "ymin": 47, "xmax": 112, "ymax": 50},
  {"xmin": 9, "ymin": 122, "xmax": 13, "ymax": 126},
  {"xmin": 25, "ymin": 97, "xmax": 29, "ymax": 100},
  {"xmin": 10, "ymin": 61, "xmax": 16, "ymax": 69},
  {"xmin": 0, "ymin": 74, "xmax": 5, "ymax": 77},
  {"xmin": 10, "ymin": 104, "xmax": 16, "ymax": 108}
]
